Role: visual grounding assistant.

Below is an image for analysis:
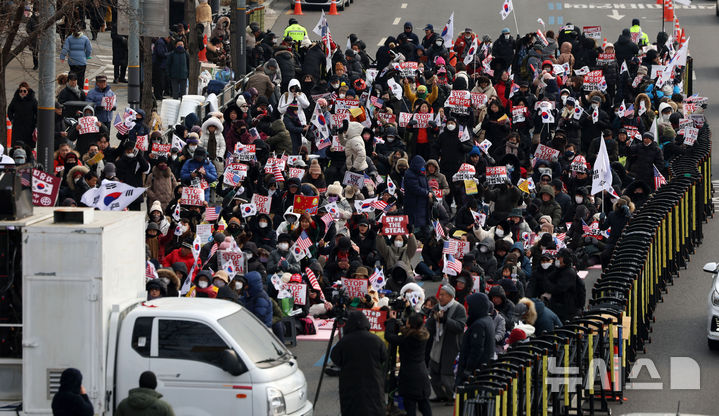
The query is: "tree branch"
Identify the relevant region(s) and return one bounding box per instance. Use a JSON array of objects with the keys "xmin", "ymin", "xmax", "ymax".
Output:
[
  {"xmin": 1, "ymin": 4, "xmax": 26, "ymax": 62},
  {"xmin": 3, "ymin": 1, "xmax": 76, "ymax": 66}
]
